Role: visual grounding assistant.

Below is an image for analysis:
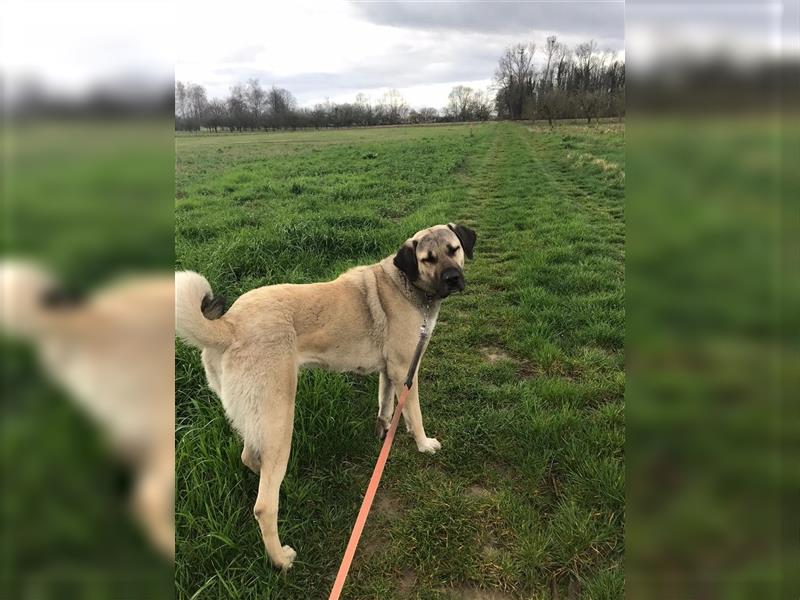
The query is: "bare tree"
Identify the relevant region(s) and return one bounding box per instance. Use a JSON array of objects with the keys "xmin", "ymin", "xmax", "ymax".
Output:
[
  {"xmin": 267, "ymin": 86, "xmax": 296, "ymax": 114},
  {"xmin": 175, "ymin": 81, "xmax": 187, "ymax": 121},
  {"xmin": 245, "ymin": 78, "xmax": 267, "ymax": 128},
  {"xmin": 379, "ymin": 89, "xmax": 409, "ymax": 124},
  {"xmin": 183, "ymin": 83, "xmax": 207, "ymax": 131},
  {"xmin": 575, "ymin": 40, "xmax": 598, "ymax": 91},
  {"xmin": 226, "ymin": 84, "xmax": 248, "ymax": 131},
  {"xmin": 447, "ymin": 85, "xmax": 474, "ymax": 121},
  {"xmin": 266, "ymin": 86, "xmax": 296, "ymax": 128},
  {"xmin": 542, "ymin": 36, "xmax": 559, "ymax": 91},
  {"xmin": 204, "ymin": 99, "xmax": 226, "ymax": 132},
  {"xmin": 418, "ymin": 107, "xmax": 439, "ymax": 123},
  {"xmin": 355, "ymin": 92, "xmax": 373, "ymax": 125},
  {"xmin": 472, "ymin": 89, "xmax": 493, "ymax": 121},
  {"xmin": 494, "ymin": 42, "xmax": 536, "ymax": 119},
  {"xmin": 553, "ymin": 42, "xmax": 571, "ymax": 90}
]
